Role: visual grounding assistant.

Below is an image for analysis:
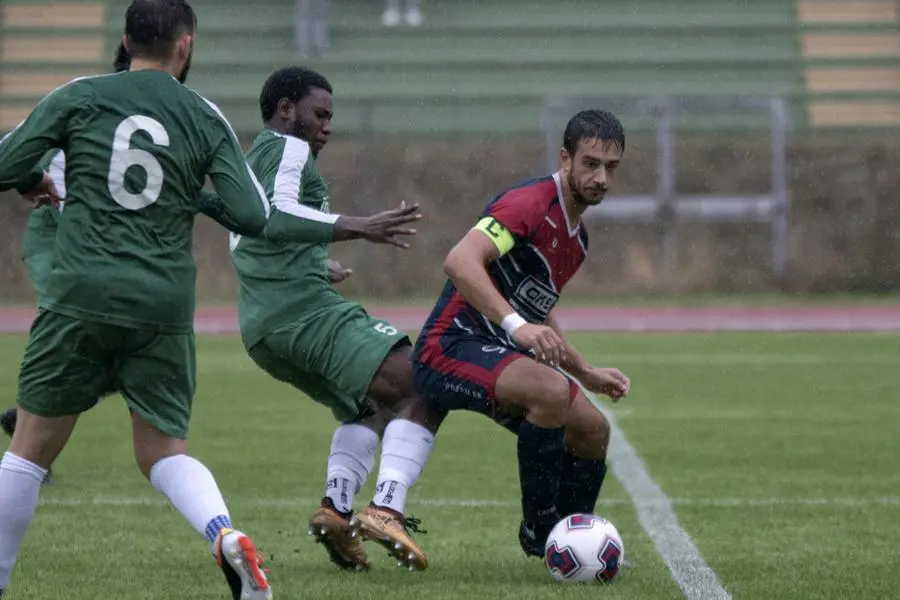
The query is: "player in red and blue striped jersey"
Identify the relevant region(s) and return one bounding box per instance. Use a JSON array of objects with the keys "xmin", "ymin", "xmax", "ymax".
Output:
[{"xmin": 411, "ymin": 109, "xmax": 632, "ymax": 557}]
